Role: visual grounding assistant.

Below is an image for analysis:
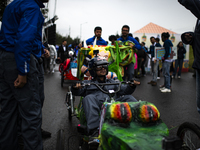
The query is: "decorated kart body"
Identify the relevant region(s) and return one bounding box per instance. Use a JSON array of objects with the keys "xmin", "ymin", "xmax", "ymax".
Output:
[
  {"xmin": 99, "ymin": 101, "xmax": 169, "ymax": 150},
  {"xmin": 60, "ymin": 41, "xmax": 136, "ymax": 85},
  {"xmin": 77, "ymin": 41, "xmax": 137, "ymax": 81},
  {"xmin": 75, "ymin": 97, "xmax": 169, "ymax": 150}
]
